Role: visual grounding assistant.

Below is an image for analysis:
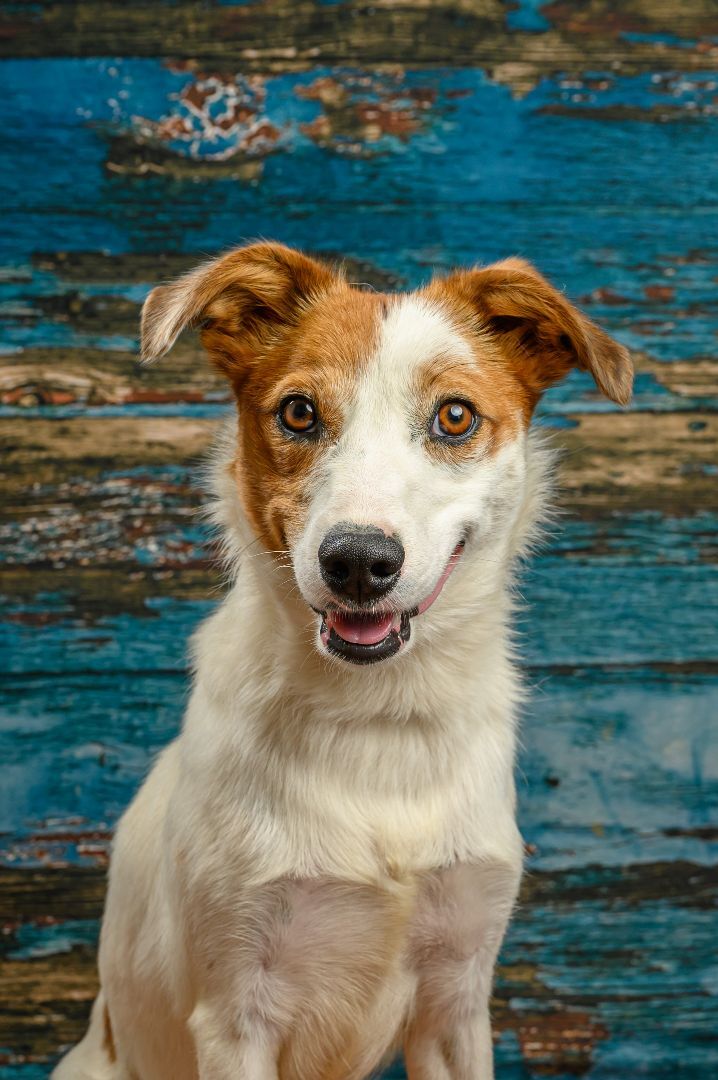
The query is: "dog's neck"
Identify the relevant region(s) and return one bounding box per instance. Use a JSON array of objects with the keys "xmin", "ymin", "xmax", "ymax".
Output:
[{"xmin": 184, "ymin": 539, "xmax": 523, "ymax": 869}]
